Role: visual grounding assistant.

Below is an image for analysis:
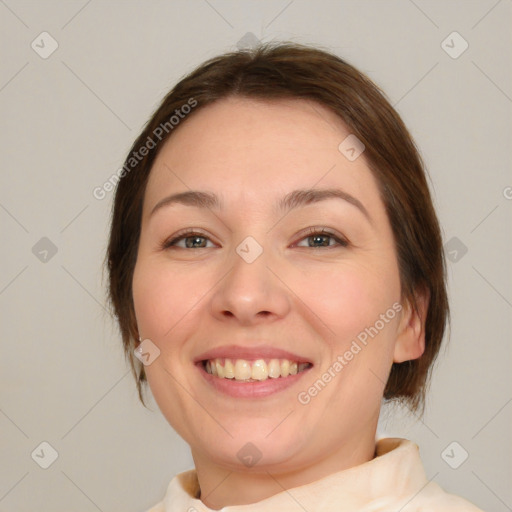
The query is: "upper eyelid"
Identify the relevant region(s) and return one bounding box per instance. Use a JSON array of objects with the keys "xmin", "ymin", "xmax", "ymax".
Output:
[{"xmin": 295, "ymin": 228, "xmax": 348, "ymax": 247}]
